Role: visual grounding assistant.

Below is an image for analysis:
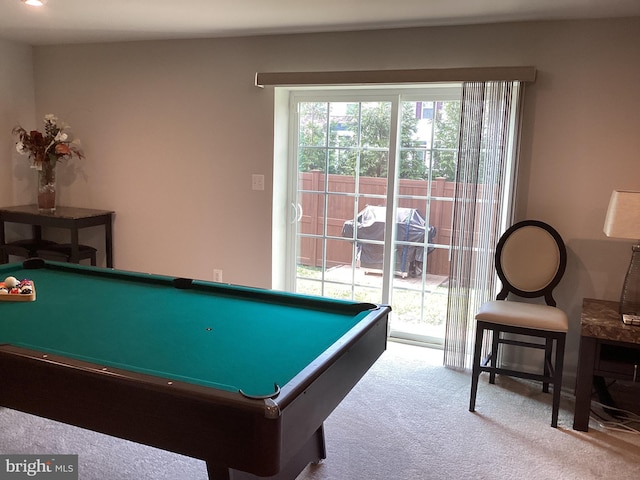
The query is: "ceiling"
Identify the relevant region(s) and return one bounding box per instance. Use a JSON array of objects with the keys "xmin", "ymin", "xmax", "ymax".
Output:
[{"xmin": 1, "ymin": 0, "xmax": 640, "ymax": 46}]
